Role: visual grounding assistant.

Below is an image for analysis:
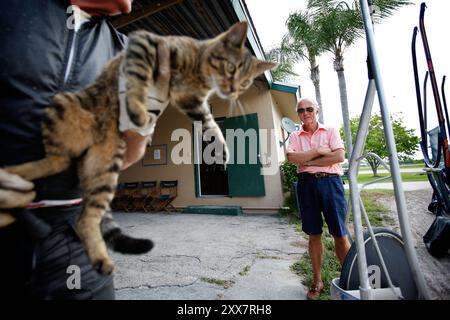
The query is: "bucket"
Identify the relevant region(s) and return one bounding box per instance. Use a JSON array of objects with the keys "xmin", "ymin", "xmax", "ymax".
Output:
[
  {"xmin": 331, "ymin": 278, "xmax": 403, "ymax": 300},
  {"xmin": 330, "ymin": 278, "xmax": 359, "ymax": 300}
]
